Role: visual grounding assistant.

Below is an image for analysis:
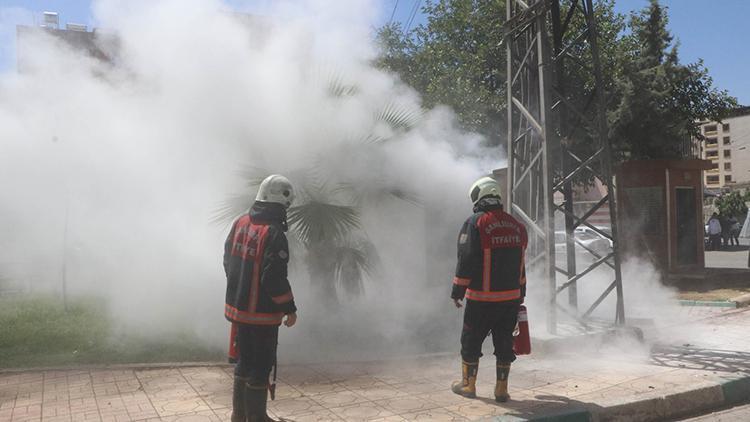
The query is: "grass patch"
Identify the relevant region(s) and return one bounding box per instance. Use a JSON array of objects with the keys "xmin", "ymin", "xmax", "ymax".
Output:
[{"xmin": 0, "ymin": 295, "xmax": 224, "ymax": 368}]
